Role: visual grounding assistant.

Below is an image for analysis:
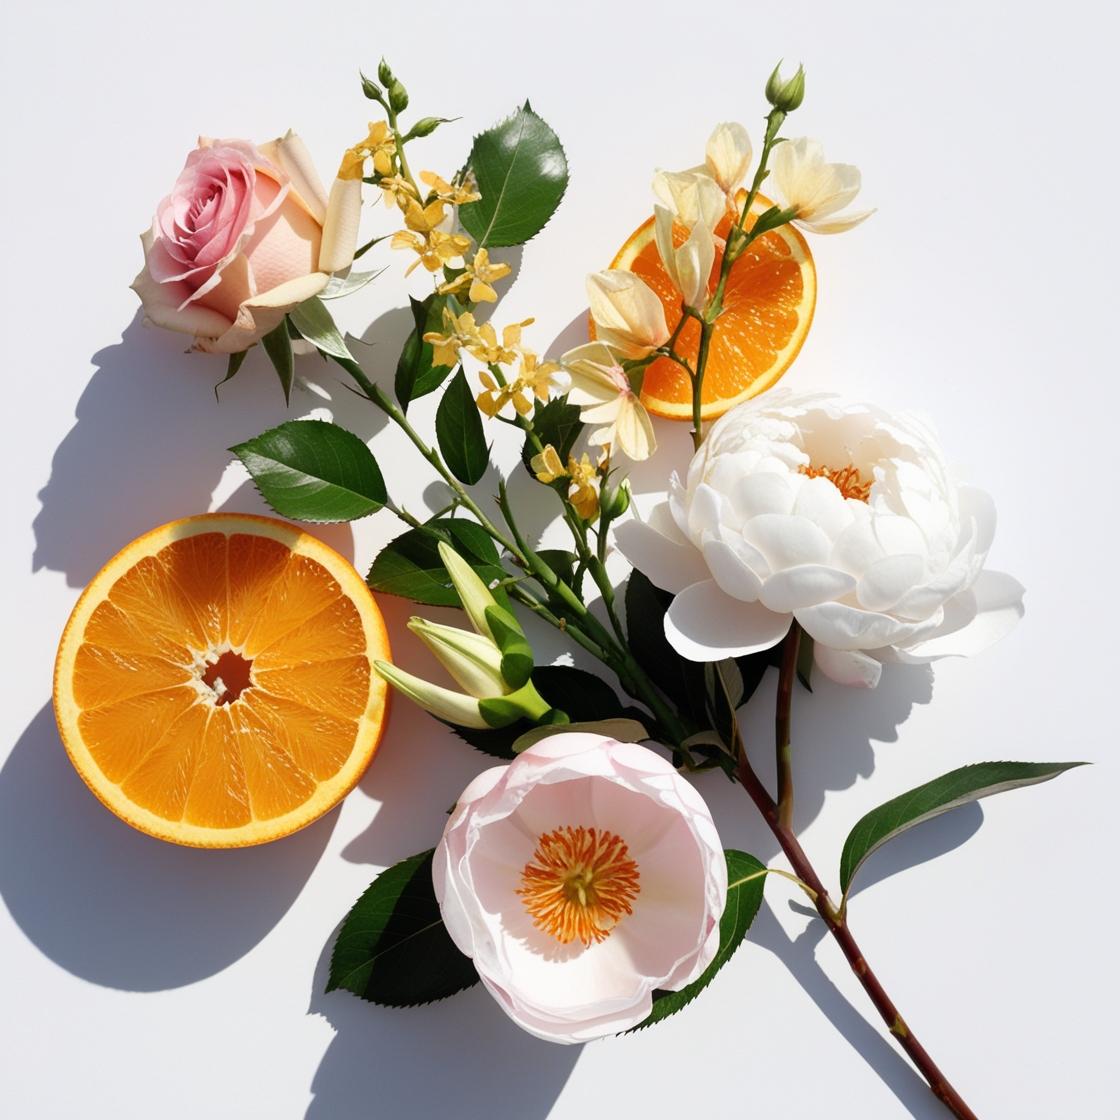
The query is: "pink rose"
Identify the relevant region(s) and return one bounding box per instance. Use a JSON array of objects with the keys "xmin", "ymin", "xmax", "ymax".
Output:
[{"xmin": 132, "ymin": 132, "xmax": 360, "ymax": 354}]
